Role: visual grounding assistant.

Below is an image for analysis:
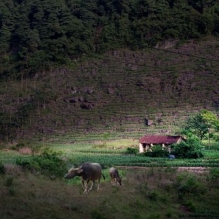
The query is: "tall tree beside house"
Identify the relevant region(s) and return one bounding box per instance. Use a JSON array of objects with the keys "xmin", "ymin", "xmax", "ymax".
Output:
[
  {"xmin": 201, "ymin": 110, "xmax": 219, "ymax": 129},
  {"xmin": 183, "ymin": 110, "xmax": 219, "ymax": 141},
  {"xmin": 201, "ymin": 109, "xmax": 219, "ymax": 142},
  {"xmin": 184, "ymin": 112, "xmax": 209, "ymax": 140}
]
